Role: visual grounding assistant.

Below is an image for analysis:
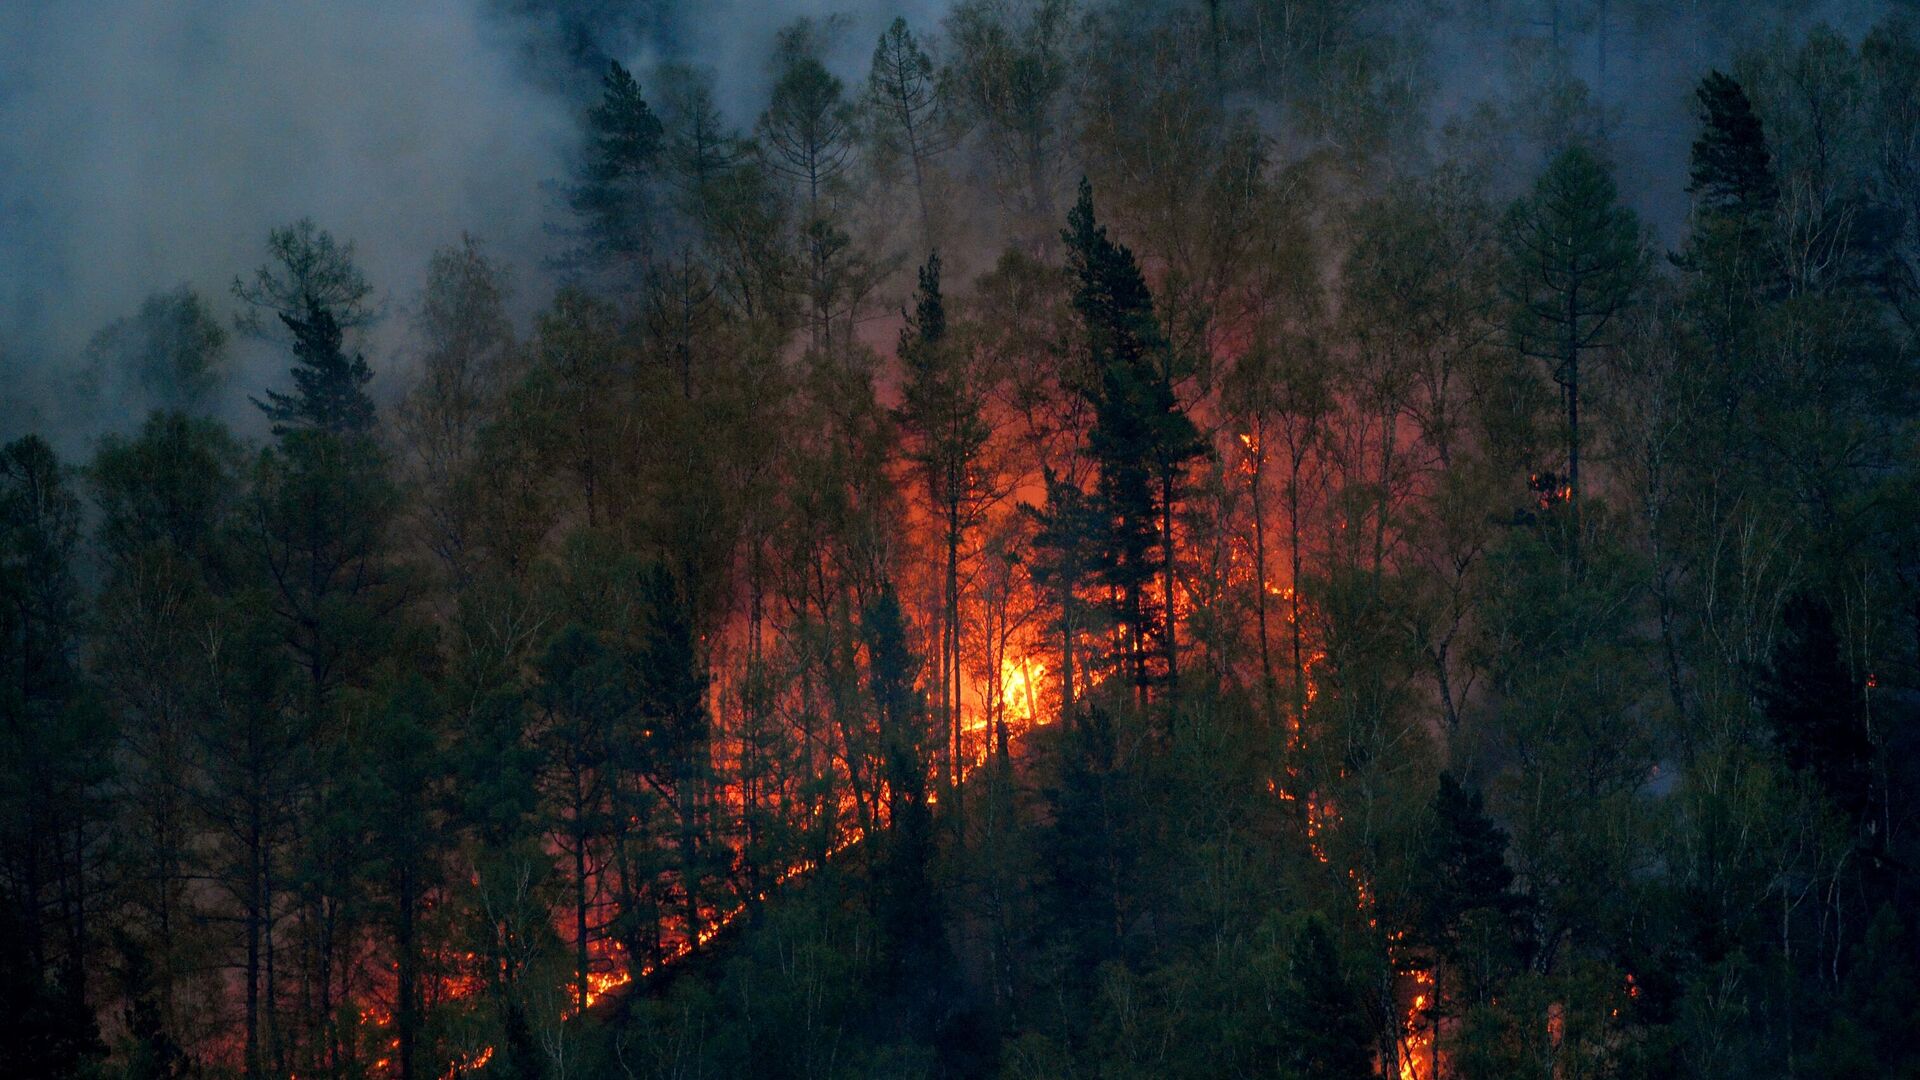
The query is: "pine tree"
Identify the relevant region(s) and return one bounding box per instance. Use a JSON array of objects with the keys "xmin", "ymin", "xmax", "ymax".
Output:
[
  {"xmin": 1278, "ymin": 915, "xmax": 1374, "ymax": 1080},
  {"xmin": 234, "ymin": 225, "xmax": 404, "ymax": 1070},
  {"xmin": 760, "ymin": 21, "xmax": 860, "ymax": 349},
  {"xmin": 760, "ymin": 24, "xmax": 854, "ymax": 213},
  {"xmin": 235, "ymin": 220, "xmax": 379, "ymax": 438},
  {"xmin": 861, "ymin": 587, "xmax": 940, "ymax": 998},
  {"xmin": 1025, "ymin": 467, "xmax": 1102, "ymax": 716},
  {"xmin": 1504, "ymin": 146, "xmax": 1645, "ymax": 567},
  {"xmin": 636, "ymin": 562, "xmax": 711, "ymax": 954},
  {"xmin": 88, "ymin": 414, "xmax": 246, "ymax": 1065},
  {"xmin": 1758, "ymin": 594, "xmax": 1877, "ymax": 834},
  {"xmin": 569, "ymin": 60, "xmax": 666, "ymax": 282},
  {"xmin": 1418, "ymin": 773, "xmax": 1527, "ymax": 1008},
  {"xmin": 255, "ymin": 306, "xmax": 376, "ymax": 436},
  {"xmin": 231, "ymin": 219, "xmax": 373, "ymax": 337},
  {"xmin": 0, "ymin": 436, "xmax": 108, "ymax": 1079},
  {"xmin": 1064, "ymin": 179, "xmax": 1204, "ymax": 701},
  {"xmin": 866, "ymin": 17, "xmax": 953, "ymax": 248},
  {"xmin": 1677, "ymin": 69, "xmax": 1784, "ymax": 441},
  {"xmin": 1040, "ymin": 704, "xmax": 1129, "ymax": 970},
  {"xmin": 896, "ymin": 252, "xmax": 989, "ymax": 788},
  {"xmin": 531, "ymin": 625, "xmax": 624, "ymax": 1016},
  {"xmin": 1687, "ymin": 71, "xmax": 1779, "ymax": 219},
  {"xmin": 192, "ymin": 616, "xmax": 302, "ymax": 1080},
  {"xmin": 352, "ymin": 680, "xmax": 449, "ymax": 1080}
]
